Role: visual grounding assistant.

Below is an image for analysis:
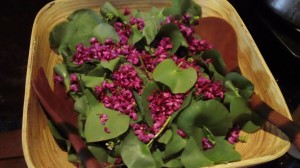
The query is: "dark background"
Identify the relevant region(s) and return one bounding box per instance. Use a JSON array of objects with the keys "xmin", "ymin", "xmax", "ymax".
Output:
[{"xmin": 0, "ymin": 0, "xmax": 299, "ymax": 167}]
